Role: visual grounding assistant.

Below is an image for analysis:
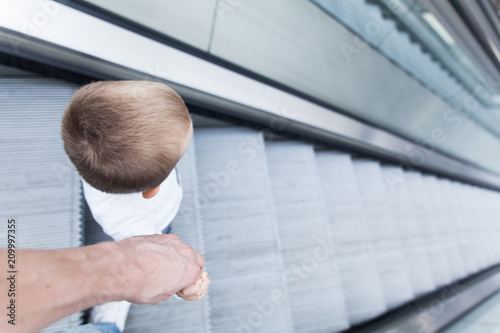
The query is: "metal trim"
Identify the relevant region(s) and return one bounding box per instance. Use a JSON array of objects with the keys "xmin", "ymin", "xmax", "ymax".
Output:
[
  {"xmin": 2, "ymin": 2, "xmax": 500, "ymax": 190},
  {"xmin": 345, "ymin": 264, "xmax": 500, "ymax": 333}
]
